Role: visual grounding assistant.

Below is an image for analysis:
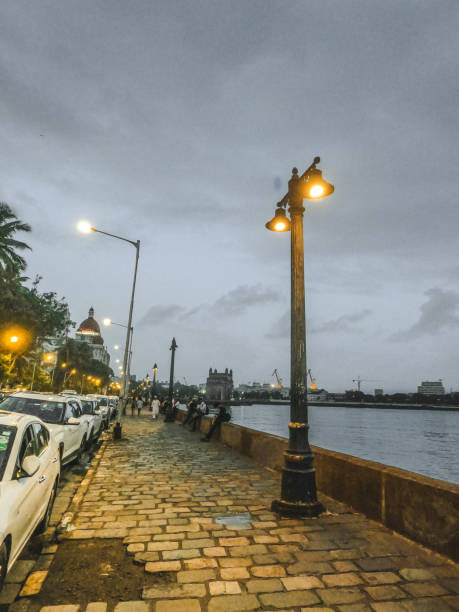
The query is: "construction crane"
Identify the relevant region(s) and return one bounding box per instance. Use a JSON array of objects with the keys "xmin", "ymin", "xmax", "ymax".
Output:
[
  {"xmin": 307, "ymin": 369, "xmax": 317, "ymax": 390},
  {"xmin": 272, "ymin": 369, "xmax": 283, "ymax": 388},
  {"xmin": 352, "ymin": 377, "xmax": 381, "ymax": 392}
]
